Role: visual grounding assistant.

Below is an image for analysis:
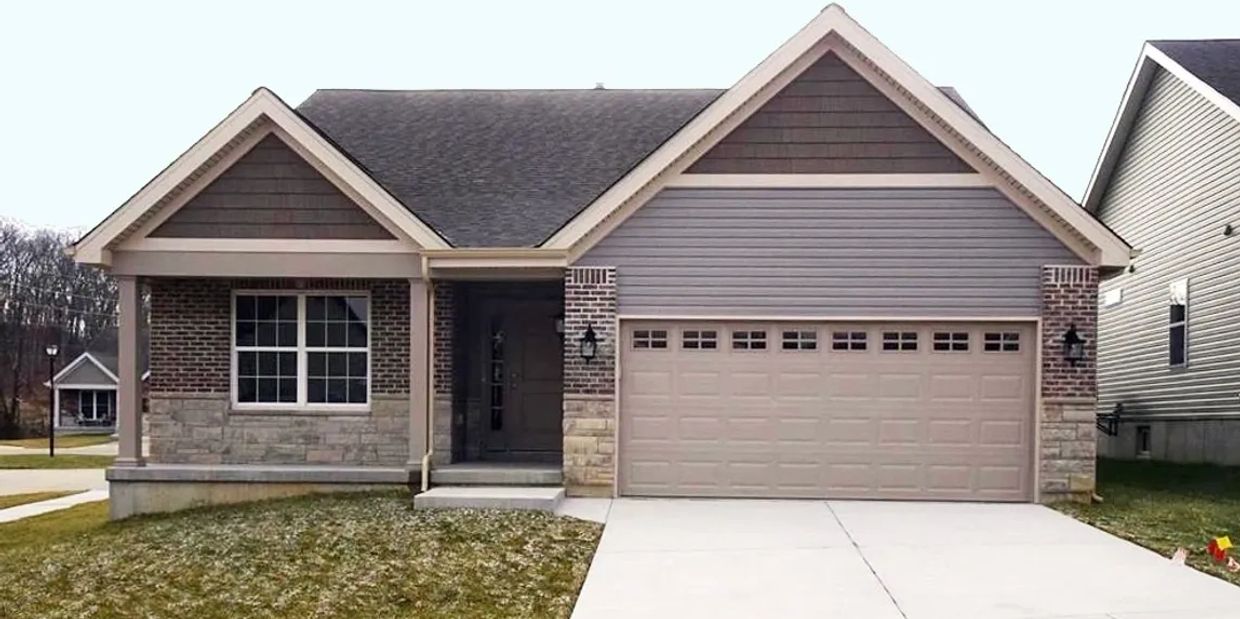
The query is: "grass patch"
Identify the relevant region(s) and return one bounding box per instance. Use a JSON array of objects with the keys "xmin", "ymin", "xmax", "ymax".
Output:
[
  {"xmin": 0, "ymin": 491, "xmax": 78, "ymax": 510},
  {"xmin": 0, "ymin": 492, "xmax": 603, "ymax": 619},
  {"xmin": 1056, "ymin": 458, "xmax": 1240, "ymax": 586},
  {"xmin": 0, "ymin": 455, "xmax": 114, "ymax": 469},
  {"xmin": 0, "ymin": 435, "xmax": 114, "ymax": 449}
]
